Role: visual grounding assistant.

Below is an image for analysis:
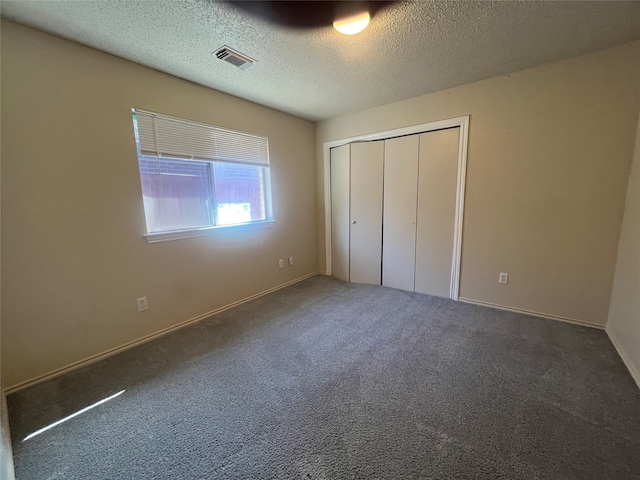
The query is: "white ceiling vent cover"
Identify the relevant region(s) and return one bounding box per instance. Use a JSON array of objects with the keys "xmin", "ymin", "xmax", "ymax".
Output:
[{"xmin": 214, "ymin": 46, "xmax": 256, "ymax": 70}]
